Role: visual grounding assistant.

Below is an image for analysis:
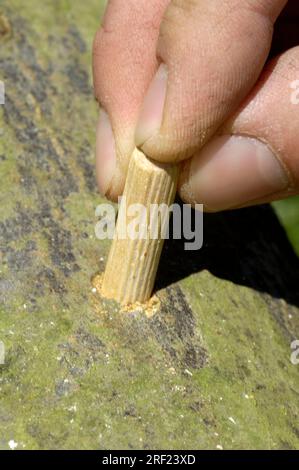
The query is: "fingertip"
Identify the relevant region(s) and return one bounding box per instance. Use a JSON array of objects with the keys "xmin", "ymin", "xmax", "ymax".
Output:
[
  {"xmin": 135, "ymin": 64, "xmax": 168, "ymax": 149},
  {"xmin": 178, "ymin": 135, "xmax": 289, "ymax": 212}
]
